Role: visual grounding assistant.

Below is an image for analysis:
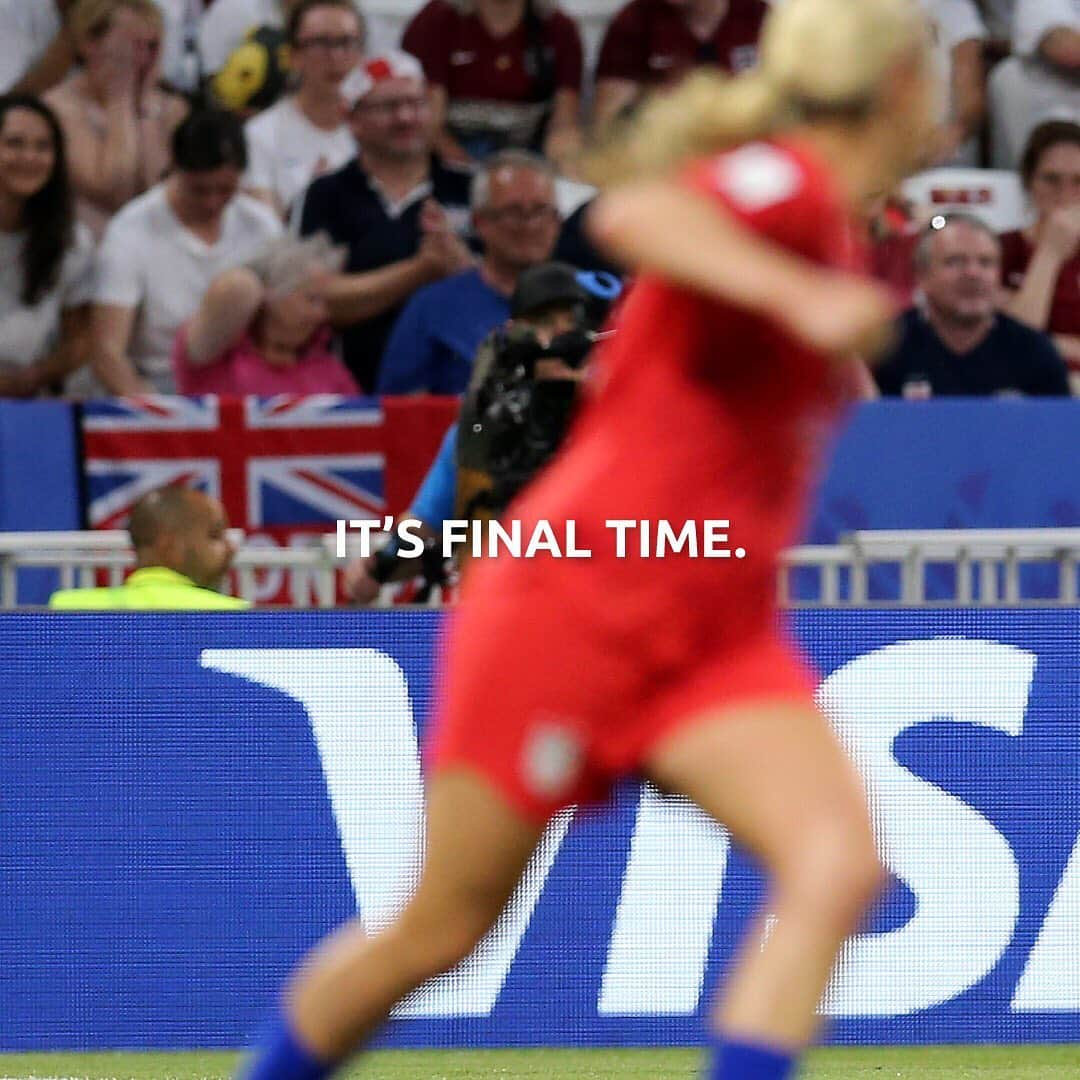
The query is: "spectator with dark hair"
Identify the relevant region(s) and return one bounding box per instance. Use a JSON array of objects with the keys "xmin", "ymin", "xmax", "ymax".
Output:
[
  {"xmin": 298, "ymin": 51, "xmax": 474, "ymax": 390},
  {"xmin": 376, "ymin": 148, "xmax": 560, "ymax": 394},
  {"xmin": 592, "ymin": 0, "xmax": 767, "ymax": 136},
  {"xmin": 49, "ymin": 485, "xmax": 250, "ymax": 609},
  {"xmin": 172, "ymin": 232, "xmax": 358, "ymax": 395},
  {"xmin": 875, "ymin": 214, "xmax": 1068, "ymax": 398},
  {"xmin": 402, "ymin": 0, "xmax": 584, "ymax": 173},
  {"xmin": 1001, "ymin": 120, "xmax": 1080, "ymax": 376},
  {"xmin": 243, "ymin": 0, "xmax": 362, "ymax": 217},
  {"xmin": 988, "ymin": 0, "xmax": 1080, "ymax": 168},
  {"xmin": 45, "ymin": 0, "xmax": 189, "ymax": 239},
  {"xmin": 91, "ymin": 108, "xmax": 281, "ymax": 394},
  {"xmin": 0, "ymin": 94, "xmax": 95, "ymax": 397}
]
